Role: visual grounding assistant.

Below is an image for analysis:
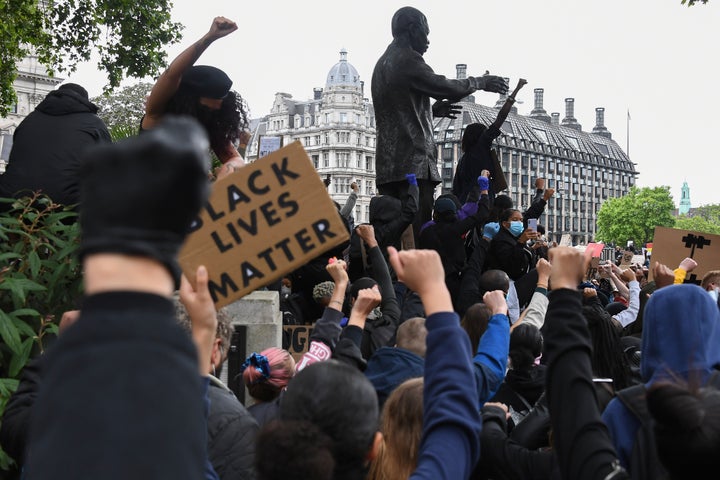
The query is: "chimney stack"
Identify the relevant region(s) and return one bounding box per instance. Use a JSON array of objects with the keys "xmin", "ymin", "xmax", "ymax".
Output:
[
  {"xmin": 529, "ymin": 88, "xmax": 551, "ymax": 124},
  {"xmin": 561, "ymin": 98, "xmax": 582, "ymax": 131},
  {"xmin": 592, "ymin": 107, "xmax": 612, "ymax": 139},
  {"xmin": 551, "ymin": 112, "xmax": 560, "ymax": 126},
  {"xmin": 313, "ymin": 87, "xmax": 323, "ymax": 100},
  {"xmin": 456, "ymin": 64, "xmax": 467, "ymax": 80}
]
